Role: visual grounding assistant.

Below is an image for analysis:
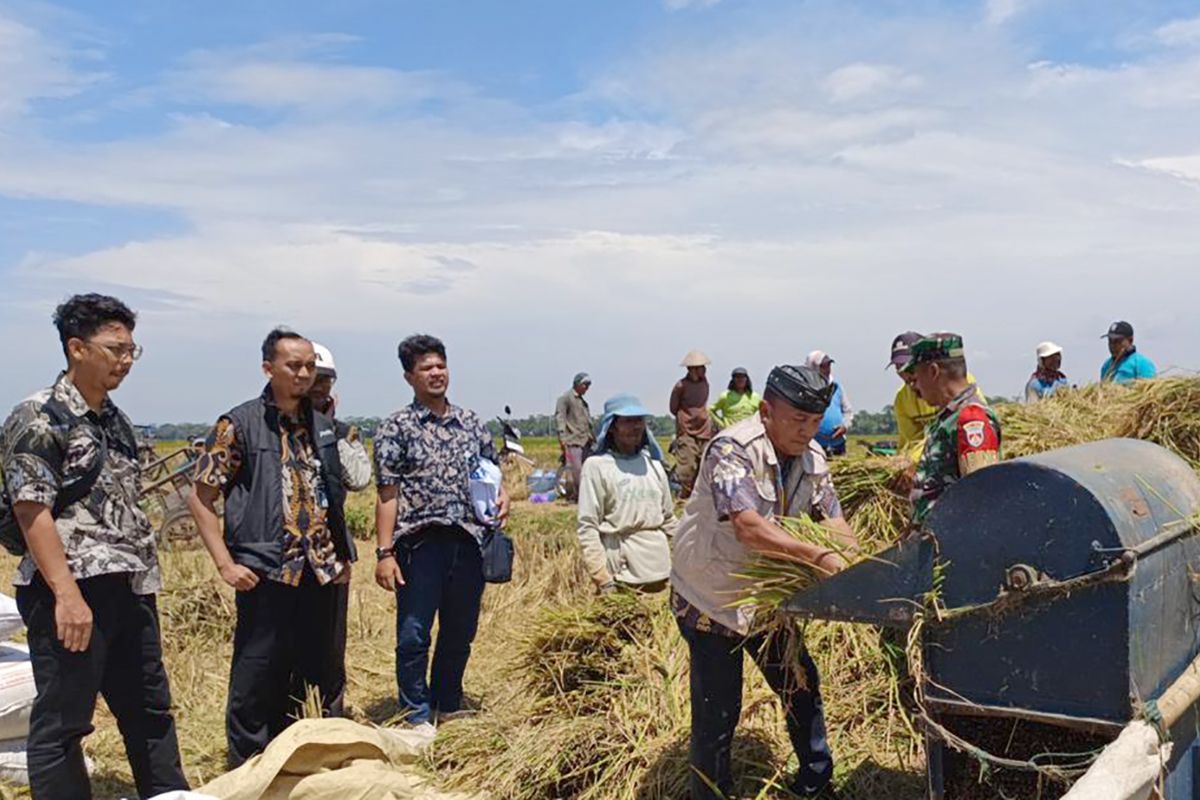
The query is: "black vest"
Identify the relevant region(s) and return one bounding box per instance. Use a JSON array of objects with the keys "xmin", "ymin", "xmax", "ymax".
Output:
[{"xmin": 222, "ymin": 393, "xmax": 355, "ymax": 574}]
